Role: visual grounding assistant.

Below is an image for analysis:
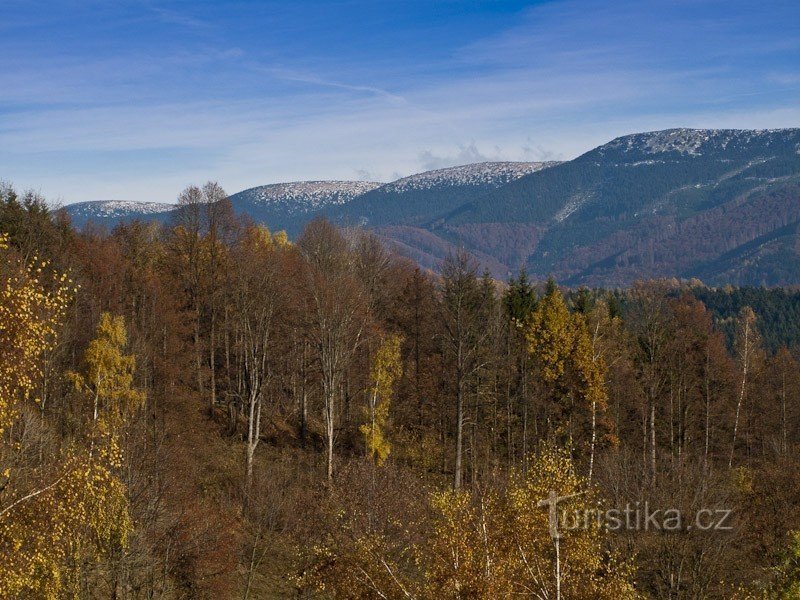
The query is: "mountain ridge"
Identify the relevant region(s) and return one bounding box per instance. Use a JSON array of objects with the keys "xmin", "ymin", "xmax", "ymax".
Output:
[{"xmin": 63, "ymin": 128, "xmax": 800, "ymax": 286}]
